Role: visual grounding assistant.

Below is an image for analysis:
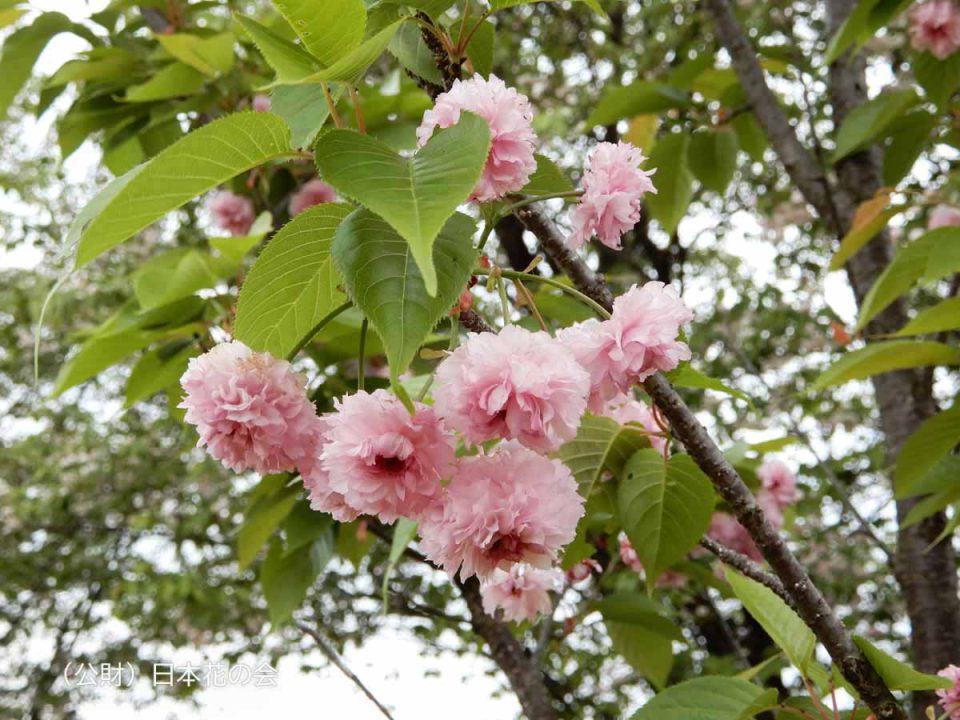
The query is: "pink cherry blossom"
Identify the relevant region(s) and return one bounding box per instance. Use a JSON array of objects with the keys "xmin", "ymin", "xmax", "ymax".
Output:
[
  {"xmin": 602, "ymin": 394, "xmax": 668, "ymax": 454},
  {"xmin": 289, "ymin": 178, "xmax": 337, "ymax": 216},
  {"xmin": 318, "ymin": 389, "xmax": 456, "ymax": 524},
  {"xmin": 299, "ymin": 419, "xmax": 361, "ymax": 523},
  {"xmin": 480, "ymin": 564, "xmax": 563, "ymax": 622},
  {"xmin": 209, "ymin": 191, "xmax": 256, "ymax": 236},
  {"xmin": 618, "ymin": 534, "xmax": 686, "ymax": 587},
  {"xmin": 416, "ymin": 74, "xmax": 537, "ymax": 202},
  {"xmin": 936, "ymin": 665, "xmax": 960, "ymax": 719},
  {"xmin": 179, "ymin": 341, "xmax": 323, "ymax": 474},
  {"xmin": 909, "ymin": 0, "xmax": 960, "ymax": 59},
  {"xmin": 565, "ymin": 558, "xmax": 602, "ymax": 586},
  {"xmin": 929, "ymin": 205, "xmax": 960, "ymax": 229},
  {"xmin": 569, "ymin": 141, "xmax": 657, "ymax": 250},
  {"xmin": 757, "ymin": 459, "xmax": 798, "ymax": 510},
  {"xmin": 433, "ymin": 325, "xmax": 590, "ymax": 453},
  {"xmin": 558, "ymin": 282, "xmax": 693, "ymax": 411},
  {"xmin": 419, "ymin": 441, "xmax": 585, "ymax": 579},
  {"xmin": 252, "ymin": 94, "xmax": 272, "ymax": 112}
]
